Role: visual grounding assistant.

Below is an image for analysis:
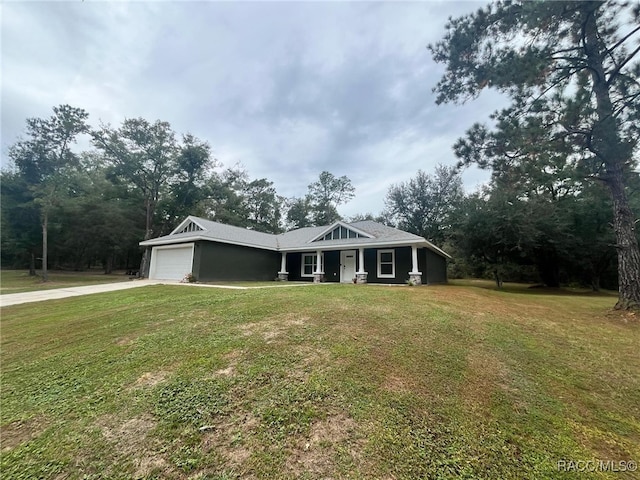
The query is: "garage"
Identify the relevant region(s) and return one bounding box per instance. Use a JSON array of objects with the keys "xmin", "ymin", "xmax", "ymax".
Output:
[{"xmin": 149, "ymin": 244, "xmax": 194, "ymax": 280}]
